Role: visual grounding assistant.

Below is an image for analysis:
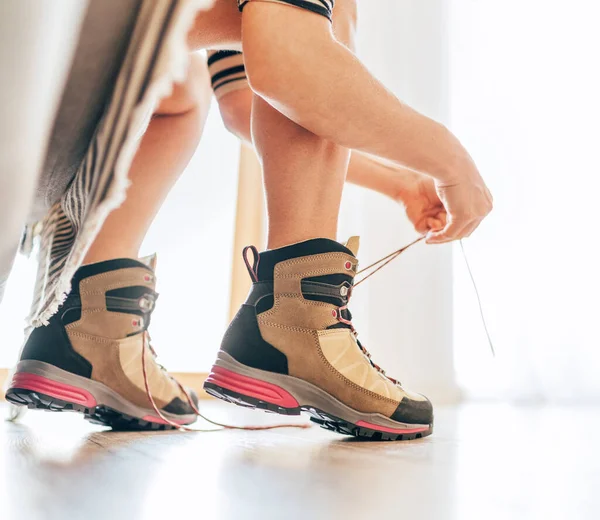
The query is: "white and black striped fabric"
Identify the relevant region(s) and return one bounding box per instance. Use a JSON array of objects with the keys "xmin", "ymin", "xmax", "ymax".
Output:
[
  {"xmin": 238, "ymin": 0, "xmax": 334, "ymax": 21},
  {"xmin": 207, "ymin": 50, "xmax": 248, "ymax": 99},
  {"xmin": 29, "ymin": 0, "xmax": 208, "ymax": 325}
]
